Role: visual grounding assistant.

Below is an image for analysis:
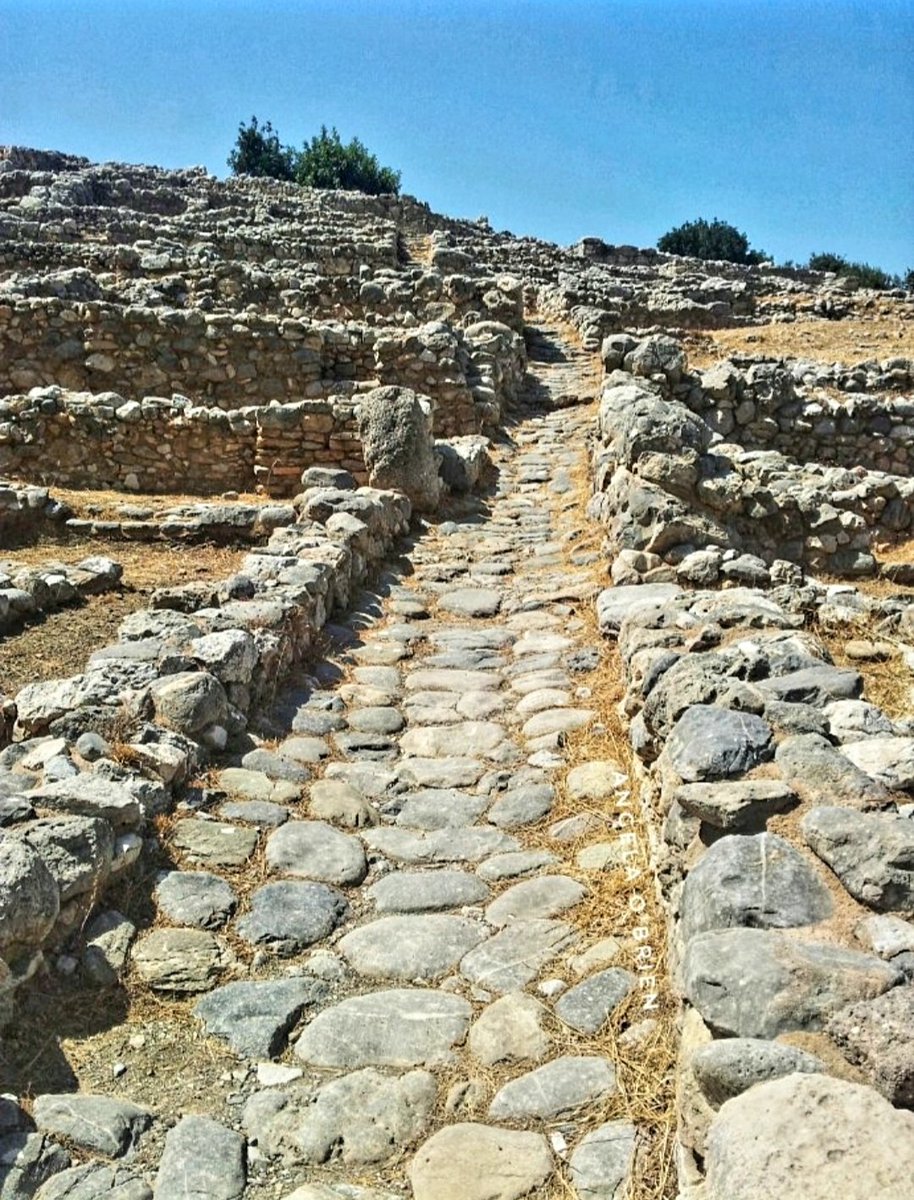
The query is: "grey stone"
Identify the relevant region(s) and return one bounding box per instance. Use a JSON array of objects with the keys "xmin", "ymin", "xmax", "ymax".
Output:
[
  {"xmin": 339, "ymin": 914, "xmax": 485, "ymax": 981},
  {"xmin": 680, "ymin": 833, "xmax": 833, "ymax": 942},
  {"xmin": 691, "ymin": 1038, "xmax": 826, "ymax": 1107},
  {"xmin": 367, "ymin": 870, "xmax": 489, "ymax": 913},
  {"xmin": 438, "ymin": 588, "xmax": 502, "ymax": 618},
  {"xmin": 82, "ymin": 909, "xmax": 135, "ymax": 985},
  {"xmin": 218, "ymin": 800, "xmax": 288, "ymax": 828},
  {"xmin": 0, "ymin": 1133, "xmax": 70, "ymax": 1199},
  {"xmin": 26, "ymin": 775, "xmax": 140, "ymax": 829},
  {"xmin": 841, "ymin": 736, "xmax": 914, "ymax": 790},
  {"xmin": 776, "ymin": 733, "xmax": 890, "ymax": 809},
  {"xmin": 217, "ymin": 767, "xmax": 300, "ymax": 805},
  {"xmin": 596, "ymin": 584, "xmax": 682, "ymax": 635},
  {"xmin": 154, "ymin": 1115, "xmax": 245, "ymax": 1200},
  {"xmin": 461, "ymin": 918, "xmax": 577, "ymax": 993},
  {"xmin": 674, "ymin": 779, "xmax": 796, "ymax": 831},
  {"xmin": 703, "ymin": 1074, "xmax": 914, "ymax": 1200},
  {"xmin": 155, "ymin": 871, "xmax": 236, "ymax": 930},
  {"xmin": 132, "ymin": 928, "xmax": 230, "ymax": 993},
  {"xmin": 265, "ymin": 821, "xmax": 367, "ymax": 885},
  {"xmin": 827, "ymin": 985, "xmax": 914, "ymax": 1105},
  {"xmin": 194, "ymin": 977, "xmax": 327, "ymax": 1059},
  {"xmin": 357, "ymin": 386, "xmax": 438, "ymax": 512},
  {"xmin": 364, "ymin": 826, "xmax": 517, "ymax": 864},
  {"xmin": 488, "ymin": 1055, "xmax": 616, "ymax": 1120},
  {"xmin": 236, "ymin": 881, "xmax": 348, "ymax": 954},
  {"xmin": 34, "ymin": 1163, "xmax": 152, "ymax": 1199},
  {"xmin": 825, "ymin": 699, "xmax": 895, "ymax": 743},
  {"xmin": 488, "ymin": 785, "xmax": 554, "ymax": 828},
  {"xmin": 395, "ymin": 789, "xmax": 488, "ymax": 830},
  {"xmin": 0, "ymin": 839, "xmax": 59, "ymax": 956},
  {"xmin": 148, "ymin": 671, "xmax": 228, "ymax": 736},
  {"xmin": 469, "ymin": 993, "xmax": 551, "ymax": 1066},
  {"xmin": 683, "ymin": 928, "xmax": 901, "ymax": 1037},
  {"xmin": 476, "ymin": 850, "xmax": 558, "ymax": 881},
  {"xmin": 554, "ymin": 969, "xmax": 636, "ymax": 1034},
  {"xmin": 171, "ymin": 819, "xmax": 259, "ymax": 868},
  {"xmin": 278, "ymin": 736, "xmax": 331, "ymax": 764},
  {"xmin": 856, "ymin": 914, "xmax": 914, "ymax": 958},
  {"xmin": 485, "ymin": 875, "xmax": 585, "ymax": 926},
  {"xmin": 400, "ymin": 722, "xmax": 506, "ymax": 759},
  {"xmin": 408, "ymin": 1123, "xmax": 553, "ymax": 1200},
  {"xmin": 759, "ymin": 665, "xmax": 863, "ymax": 707},
  {"xmin": 665, "ymin": 706, "xmax": 772, "ymax": 781},
  {"xmin": 240, "ymin": 749, "xmax": 310, "ymax": 784},
  {"xmin": 568, "ymin": 1121, "xmax": 637, "ymax": 1200},
  {"xmin": 396, "ymin": 757, "xmax": 487, "ymax": 788},
  {"xmin": 287, "ymin": 1068, "xmax": 436, "ymax": 1164},
  {"xmin": 295, "ymin": 989, "xmax": 471, "ymax": 1068},
  {"xmin": 32, "ymin": 1094, "xmax": 151, "ymax": 1157},
  {"xmin": 308, "ymin": 779, "xmax": 375, "ymax": 828},
  {"xmin": 802, "ymin": 806, "xmax": 914, "ymax": 912},
  {"xmin": 566, "ymin": 761, "xmax": 627, "ymax": 801},
  {"xmin": 346, "ymin": 707, "xmax": 405, "ymax": 735}
]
